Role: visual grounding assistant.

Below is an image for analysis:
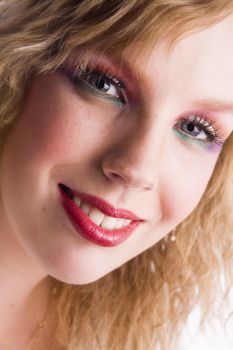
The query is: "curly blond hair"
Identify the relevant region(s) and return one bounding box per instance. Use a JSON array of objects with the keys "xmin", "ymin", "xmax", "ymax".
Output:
[{"xmin": 0, "ymin": 1, "xmax": 233, "ymax": 349}]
